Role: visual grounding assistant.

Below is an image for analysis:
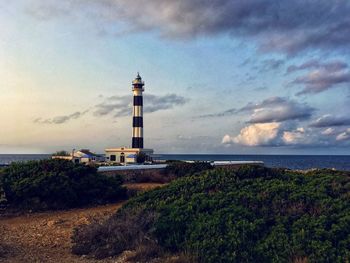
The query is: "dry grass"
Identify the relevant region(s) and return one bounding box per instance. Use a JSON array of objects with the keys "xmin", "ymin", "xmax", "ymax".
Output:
[
  {"xmin": 123, "ymin": 183, "xmax": 166, "ymax": 191},
  {"xmin": 293, "ymin": 256, "xmax": 309, "ymax": 263},
  {"xmin": 72, "ymin": 207, "xmax": 158, "ymax": 259},
  {"xmin": 125, "ymin": 242, "xmax": 163, "ymax": 262},
  {"xmin": 0, "ymin": 183, "xmax": 162, "ymax": 263}
]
